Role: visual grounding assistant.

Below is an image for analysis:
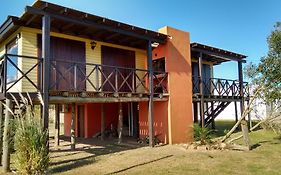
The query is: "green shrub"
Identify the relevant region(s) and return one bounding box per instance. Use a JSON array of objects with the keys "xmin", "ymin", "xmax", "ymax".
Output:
[
  {"xmin": 12, "ymin": 94, "xmax": 49, "ymax": 175},
  {"xmin": 193, "ymin": 123, "xmax": 214, "ymax": 145}
]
